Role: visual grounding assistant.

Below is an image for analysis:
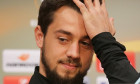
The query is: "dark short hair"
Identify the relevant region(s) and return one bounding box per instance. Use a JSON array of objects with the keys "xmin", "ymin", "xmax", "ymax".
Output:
[{"xmin": 38, "ymin": 0, "xmax": 102, "ymax": 36}]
